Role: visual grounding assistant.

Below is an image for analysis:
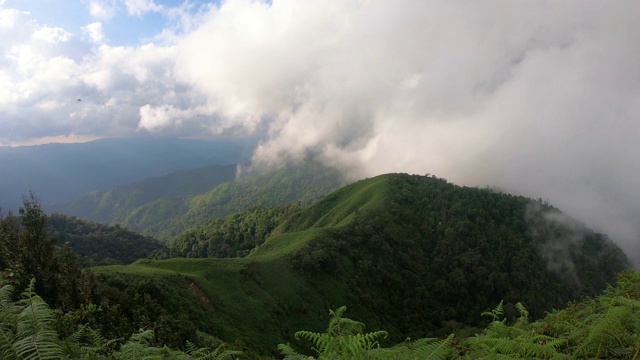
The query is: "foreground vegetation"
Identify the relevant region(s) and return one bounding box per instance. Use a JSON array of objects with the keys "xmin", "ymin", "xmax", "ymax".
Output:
[
  {"xmin": 0, "ymin": 279, "xmax": 241, "ymax": 360},
  {"xmin": 282, "ymin": 270, "xmax": 640, "ymax": 359},
  {"xmin": 4, "ymin": 270, "xmax": 640, "ymax": 359}
]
